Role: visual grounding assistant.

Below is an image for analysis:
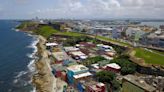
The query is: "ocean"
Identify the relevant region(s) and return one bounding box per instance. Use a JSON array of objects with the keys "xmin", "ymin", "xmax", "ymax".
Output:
[
  {"xmin": 141, "ymin": 21, "xmax": 164, "ymax": 28},
  {"xmin": 0, "ymin": 20, "xmax": 38, "ymax": 92}
]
